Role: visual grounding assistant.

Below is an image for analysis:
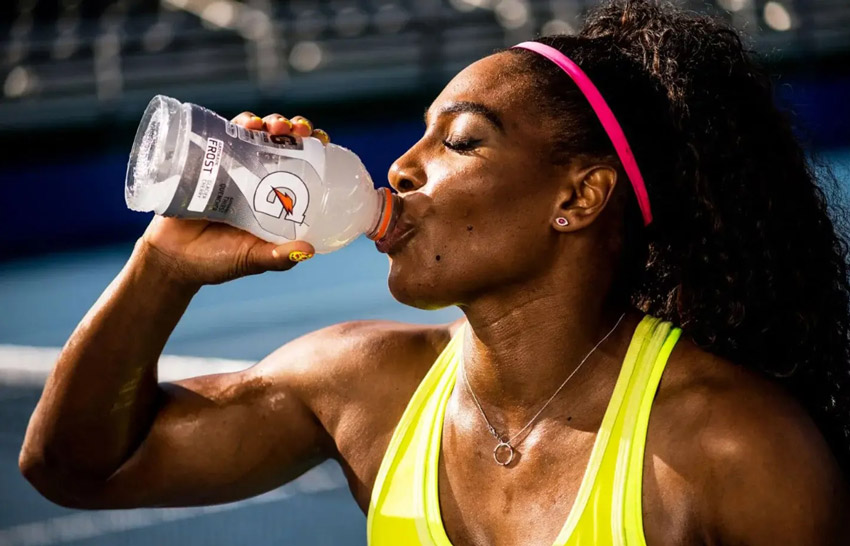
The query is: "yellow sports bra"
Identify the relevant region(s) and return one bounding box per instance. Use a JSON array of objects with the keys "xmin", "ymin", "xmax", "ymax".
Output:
[{"xmin": 367, "ymin": 313, "xmax": 682, "ymax": 545}]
